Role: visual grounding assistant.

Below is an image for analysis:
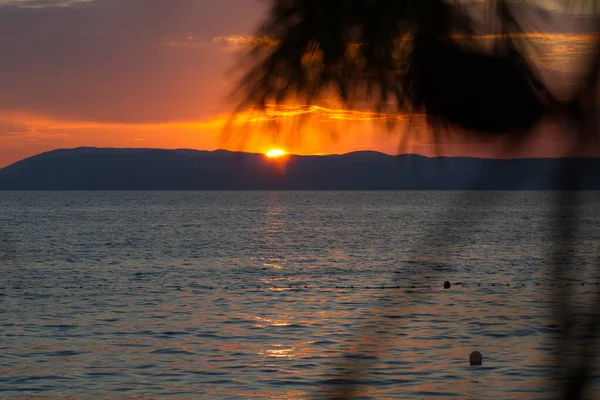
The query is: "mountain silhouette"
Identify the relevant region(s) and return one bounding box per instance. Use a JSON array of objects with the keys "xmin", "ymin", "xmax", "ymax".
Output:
[{"xmin": 0, "ymin": 147, "xmax": 598, "ymax": 190}]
